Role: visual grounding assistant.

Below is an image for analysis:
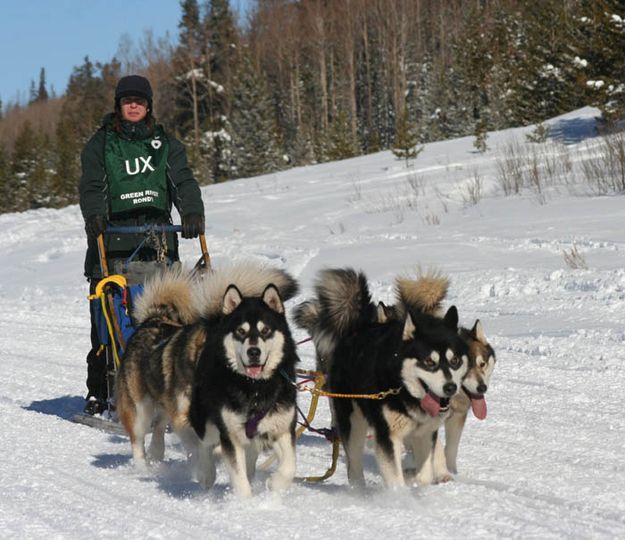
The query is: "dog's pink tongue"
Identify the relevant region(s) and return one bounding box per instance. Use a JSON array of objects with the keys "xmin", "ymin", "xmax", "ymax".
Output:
[
  {"xmin": 421, "ymin": 393, "xmax": 441, "ymax": 417},
  {"xmin": 246, "ymin": 366, "xmax": 263, "ymax": 379},
  {"xmin": 471, "ymin": 396, "xmax": 487, "ymax": 420}
]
